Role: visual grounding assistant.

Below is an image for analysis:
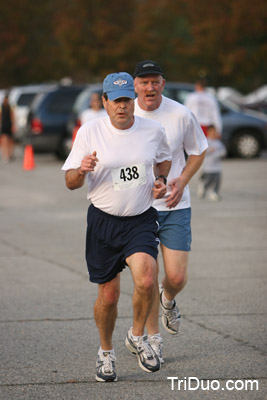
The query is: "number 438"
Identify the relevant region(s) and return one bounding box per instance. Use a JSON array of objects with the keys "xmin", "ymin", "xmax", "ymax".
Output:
[{"xmin": 120, "ymin": 166, "xmax": 139, "ymax": 181}]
